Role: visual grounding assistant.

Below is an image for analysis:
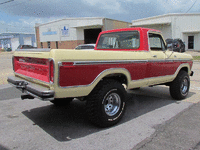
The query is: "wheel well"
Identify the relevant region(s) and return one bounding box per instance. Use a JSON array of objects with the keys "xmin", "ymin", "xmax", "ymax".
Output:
[
  {"xmin": 180, "ymin": 67, "xmax": 188, "ymax": 74},
  {"xmin": 163, "ymin": 67, "xmax": 189, "ymax": 87},
  {"xmin": 102, "ymin": 73, "xmax": 128, "ymax": 86}
]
